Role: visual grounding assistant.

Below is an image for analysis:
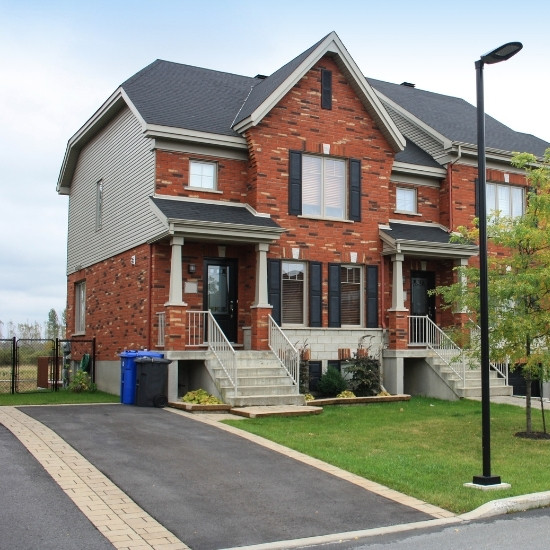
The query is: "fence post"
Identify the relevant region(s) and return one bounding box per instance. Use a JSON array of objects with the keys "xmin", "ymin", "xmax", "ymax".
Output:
[
  {"xmin": 91, "ymin": 337, "xmax": 96, "ymax": 383},
  {"xmin": 11, "ymin": 337, "xmax": 16, "ymax": 394},
  {"xmin": 54, "ymin": 339, "xmax": 60, "ymax": 392}
]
